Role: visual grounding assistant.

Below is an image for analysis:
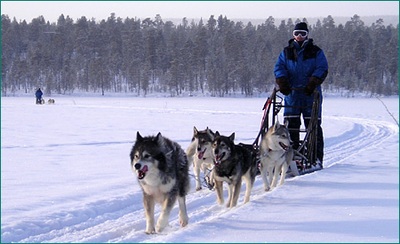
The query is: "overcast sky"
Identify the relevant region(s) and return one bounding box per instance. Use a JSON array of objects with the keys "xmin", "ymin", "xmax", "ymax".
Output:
[{"xmin": 1, "ymin": 1, "xmax": 399, "ymax": 23}]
